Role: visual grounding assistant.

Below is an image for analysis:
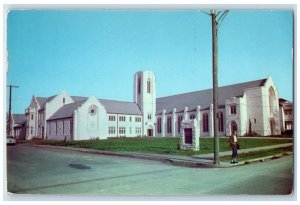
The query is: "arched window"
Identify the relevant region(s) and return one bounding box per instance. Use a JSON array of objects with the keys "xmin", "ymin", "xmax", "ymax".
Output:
[
  {"xmin": 190, "ymin": 114, "xmax": 195, "ymax": 119},
  {"xmin": 167, "ymin": 116, "xmax": 172, "ymax": 133},
  {"xmin": 177, "ymin": 115, "xmax": 183, "ymax": 133},
  {"xmin": 157, "ymin": 117, "xmax": 161, "ymax": 134},
  {"xmin": 218, "ymin": 112, "xmax": 224, "ymax": 132},
  {"xmin": 230, "ymin": 104, "xmax": 236, "ymax": 114},
  {"xmin": 147, "ymin": 78, "xmax": 151, "ymax": 93},
  {"xmin": 203, "ymin": 113, "xmax": 209, "ymax": 132},
  {"xmin": 269, "ymin": 87, "xmax": 275, "ymax": 115},
  {"xmin": 138, "ymin": 77, "xmax": 141, "ymax": 95}
]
